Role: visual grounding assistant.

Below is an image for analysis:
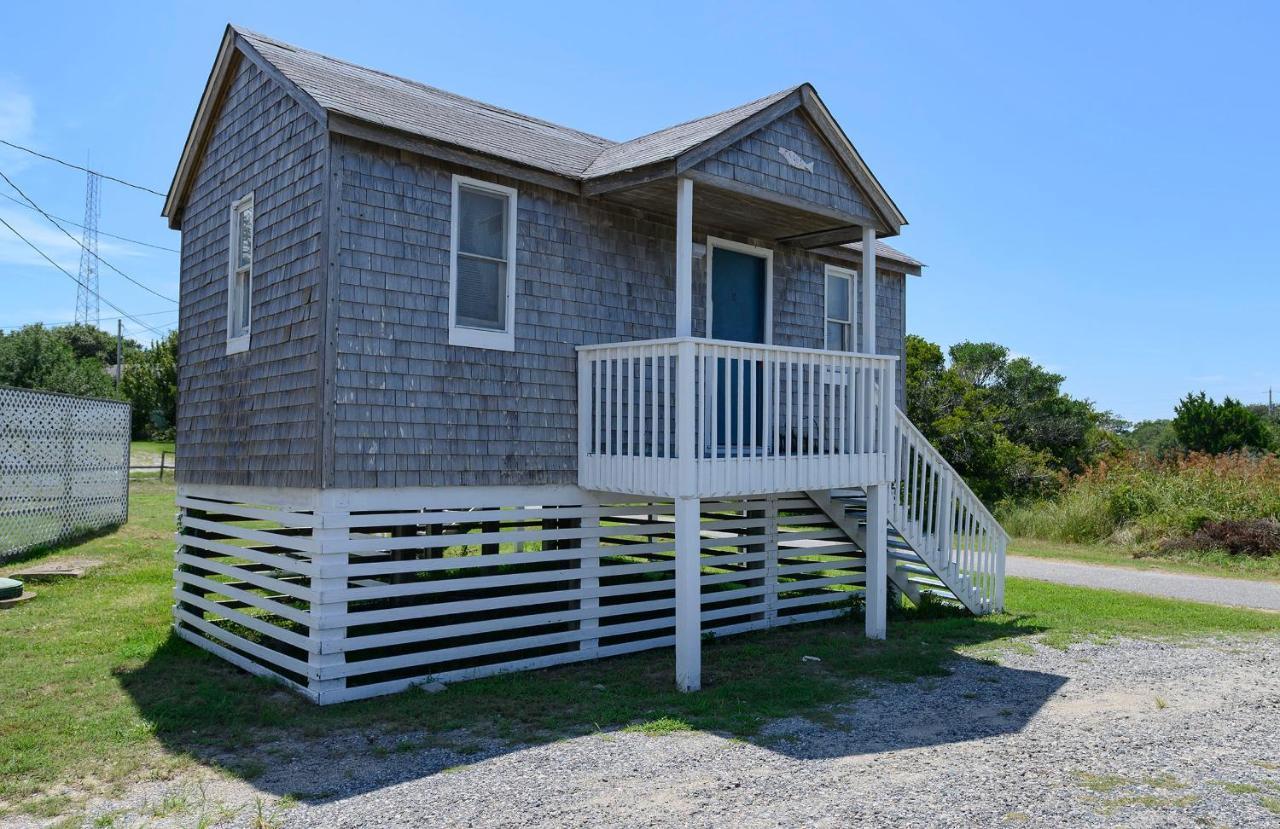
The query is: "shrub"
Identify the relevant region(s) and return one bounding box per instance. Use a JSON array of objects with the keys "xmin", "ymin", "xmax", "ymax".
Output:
[
  {"xmin": 996, "ymin": 452, "xmax": 1280, "ymax": 547},
  {"xmin": 1157, "ymin": 518, "xmax": 1280, "ymax": 557}
]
